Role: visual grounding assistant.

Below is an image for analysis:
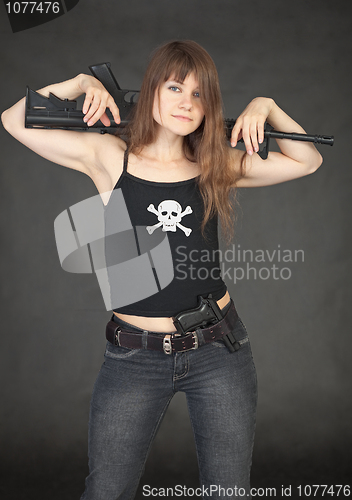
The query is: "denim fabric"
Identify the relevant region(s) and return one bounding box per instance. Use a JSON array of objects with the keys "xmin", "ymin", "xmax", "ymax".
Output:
[{"xmin": 81, "ymin": 314, "xmax": 257, "ymax": 500}]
